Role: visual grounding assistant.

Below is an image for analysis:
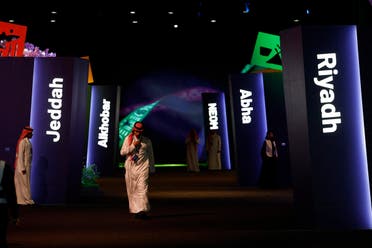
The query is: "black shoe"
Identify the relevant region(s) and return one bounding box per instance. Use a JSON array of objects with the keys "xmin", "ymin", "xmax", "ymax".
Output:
[
  {"xmin": 134, "ymin": 212, "xmax": 141, "ymax": 219},
  {"xmin": 135, "ymin": 211, "xmax": 150, "ymax": 220},
  {"xmin": 141, "ymin": 215, "xmax": 150, "ymax": 220}
]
